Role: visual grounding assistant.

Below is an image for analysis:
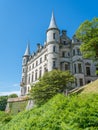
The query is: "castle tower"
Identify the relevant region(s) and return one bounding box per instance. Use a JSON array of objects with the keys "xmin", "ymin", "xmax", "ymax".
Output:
[
  {"xmin": 20, "ymin": 43, "xmax": 30, "ymax": 96},
  {"xmin": 46, "ymin": 12, "xmax": 60, "ymax": 71}
]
